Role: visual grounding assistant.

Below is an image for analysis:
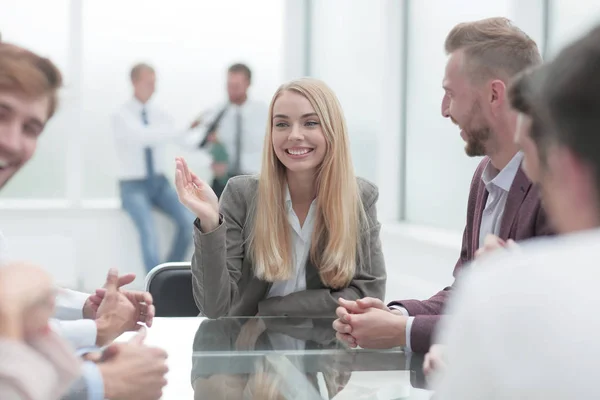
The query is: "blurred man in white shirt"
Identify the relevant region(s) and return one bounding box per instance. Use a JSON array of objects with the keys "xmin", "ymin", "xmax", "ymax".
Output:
[
  {"xmin": 435, "ymin": 24, "xmax": 600, "ymax": 399},
  {"xmin": 0, "ymin": 43, "xmax": 167, "ymax": 400},
  {"xmin": 113, "ymin": 63, "xmax": 196, "ymax": 273},
  {"xmin": 197, "ymin": 63, "xmax": 268, "ymax": 195}
]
